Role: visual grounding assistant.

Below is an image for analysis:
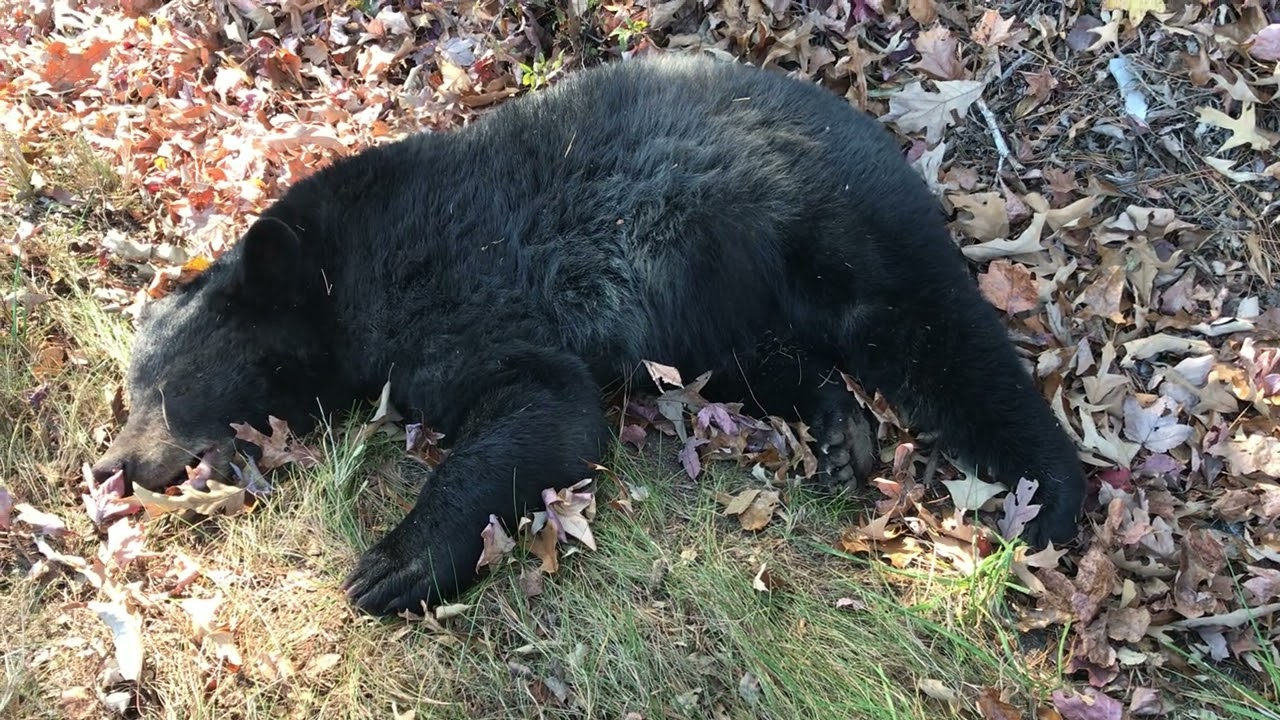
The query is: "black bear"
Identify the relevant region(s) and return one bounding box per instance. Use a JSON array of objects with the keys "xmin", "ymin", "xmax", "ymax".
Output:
[{"xmin": 93, "ymin": 54, "xmax": 1084, "ymax": 615}]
